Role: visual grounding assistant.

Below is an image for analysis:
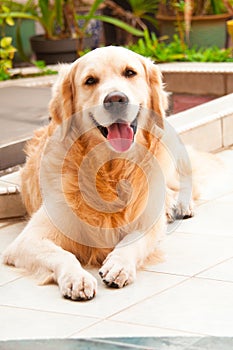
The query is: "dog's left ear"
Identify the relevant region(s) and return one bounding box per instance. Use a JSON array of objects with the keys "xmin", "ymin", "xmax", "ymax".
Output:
[{"xmin": 146, "ymin": 61, "xmax": 168, "ymax": 129}]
